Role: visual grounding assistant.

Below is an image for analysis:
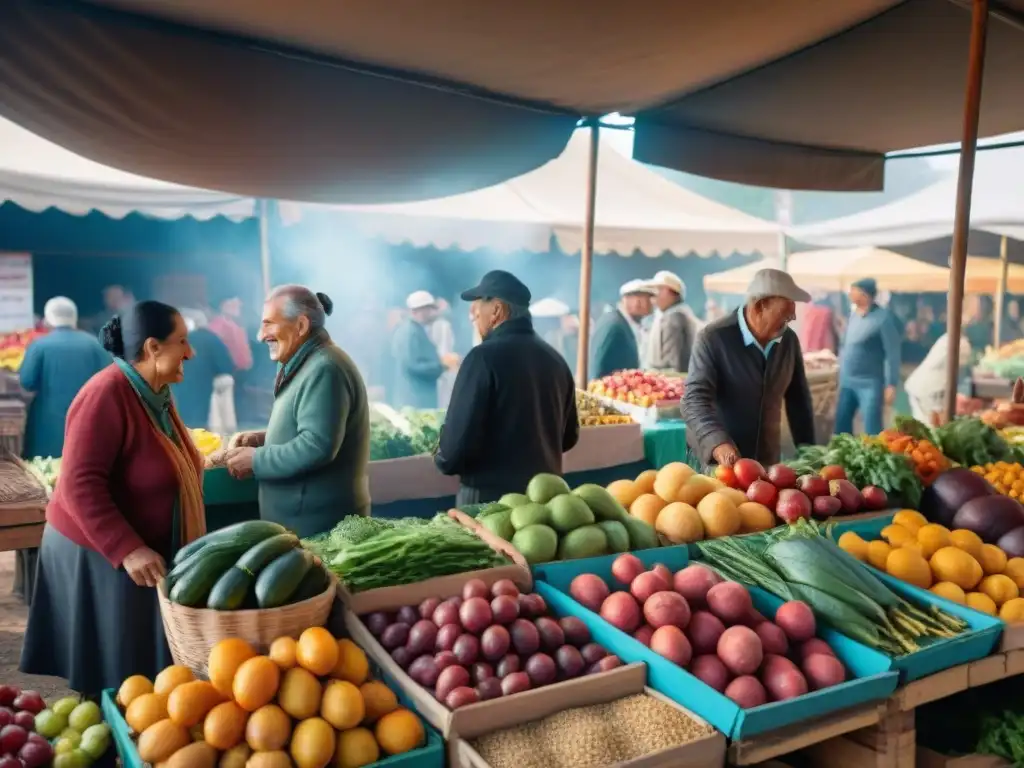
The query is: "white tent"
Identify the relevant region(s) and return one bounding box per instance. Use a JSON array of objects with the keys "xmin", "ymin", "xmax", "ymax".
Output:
[
  {"xmin": 280, "ymin": 133, "xmax": 782, "ymax": 258},
  {"xmin": 0, "ymin": 118, "xmax": 256, "ymax": 221}
]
